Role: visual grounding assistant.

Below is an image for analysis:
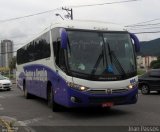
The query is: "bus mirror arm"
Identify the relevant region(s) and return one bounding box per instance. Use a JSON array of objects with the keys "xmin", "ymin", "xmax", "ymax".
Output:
[{"xmin": 130, "ymin": 33, "xmax": 140, "ymax": 53}]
